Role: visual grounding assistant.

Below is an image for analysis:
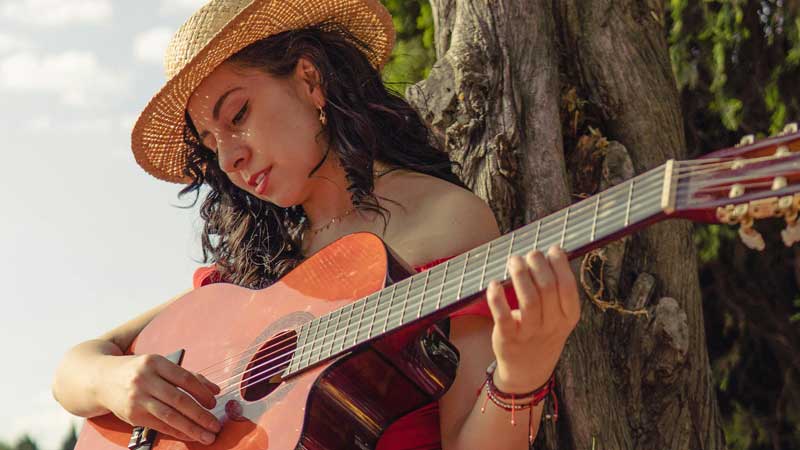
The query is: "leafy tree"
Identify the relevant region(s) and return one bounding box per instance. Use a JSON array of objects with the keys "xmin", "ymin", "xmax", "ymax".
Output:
[
  {"xmin": 13, "ymin": 435, "xmax": 38, "ymax": 450},
  {"xmin": 380, "ymin": 0, "xmax": 435, "ymax": 94}
]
